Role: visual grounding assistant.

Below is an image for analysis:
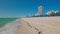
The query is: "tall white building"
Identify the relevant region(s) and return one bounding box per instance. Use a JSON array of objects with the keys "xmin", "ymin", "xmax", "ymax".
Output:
[{"xmin": 38, "ymin": 6, "xmax": 44, "ymax": 16}]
